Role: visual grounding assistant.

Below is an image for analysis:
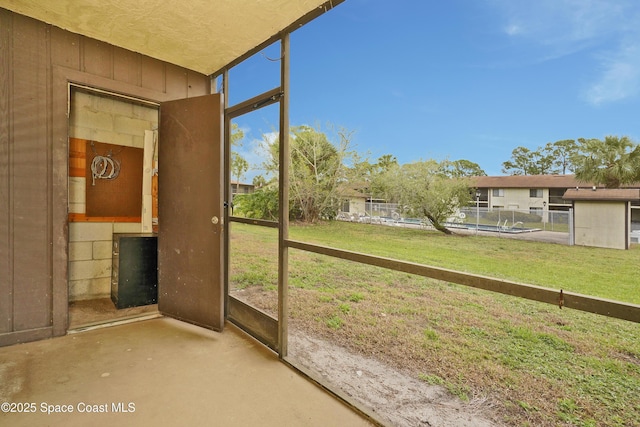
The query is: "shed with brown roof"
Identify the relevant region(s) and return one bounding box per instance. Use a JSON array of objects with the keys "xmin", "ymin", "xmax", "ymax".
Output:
[{"xmin": 563, "ymin": 188, "xmax": 640, "ymax": 250}]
